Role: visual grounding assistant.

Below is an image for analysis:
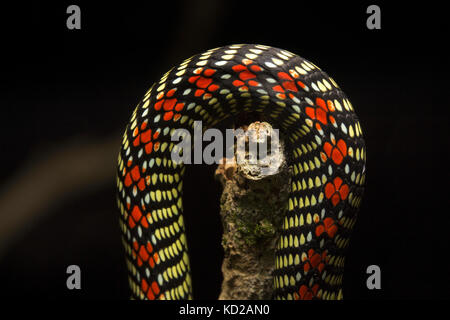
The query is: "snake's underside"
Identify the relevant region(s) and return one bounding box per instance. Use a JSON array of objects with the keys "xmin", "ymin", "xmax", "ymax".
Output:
[{"xmin": 116, "ymin": 44, "xmax": 366, "ymax": 300}]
